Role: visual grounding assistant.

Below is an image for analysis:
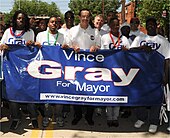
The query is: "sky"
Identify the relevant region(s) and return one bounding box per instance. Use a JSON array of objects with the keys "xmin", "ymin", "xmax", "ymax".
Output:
[
  {"xmin": 0, "ymin": 0, "xmax": 130, "ymax": 14},
  {"xmin": 0, "ymin": 0, "xmax": 70, "ymax": 14}
]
